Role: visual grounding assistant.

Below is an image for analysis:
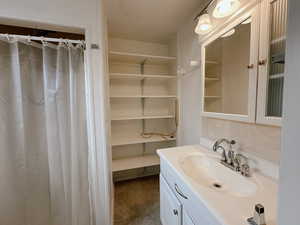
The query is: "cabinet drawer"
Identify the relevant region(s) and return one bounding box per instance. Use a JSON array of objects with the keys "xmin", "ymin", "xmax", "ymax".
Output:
[
  {"xmin": 160, "ymin": 175, "xmax": 182, "ymax": 225},
  {"xmin": 161, "ymin": 160, "xmax": 220, "ymax": 225}
]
